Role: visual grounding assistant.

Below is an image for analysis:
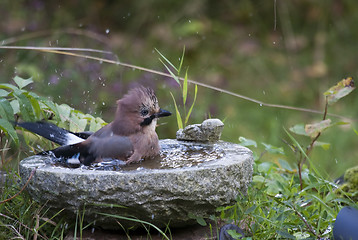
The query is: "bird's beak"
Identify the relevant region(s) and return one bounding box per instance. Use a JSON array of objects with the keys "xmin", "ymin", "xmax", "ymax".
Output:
[{"xmin": 156, "ymin": 108, "xmax": 172, "ymax": 118}]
